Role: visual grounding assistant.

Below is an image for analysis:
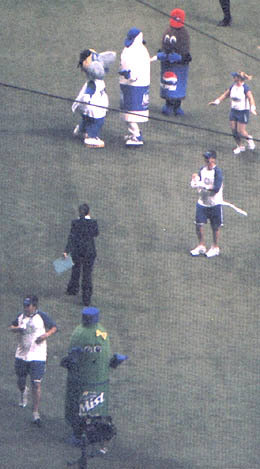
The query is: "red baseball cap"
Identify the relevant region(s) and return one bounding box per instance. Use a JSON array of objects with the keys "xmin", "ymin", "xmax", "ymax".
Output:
[{"xmin": 170, "ymin": 8, "xmax": 185, "ymax": 28}]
